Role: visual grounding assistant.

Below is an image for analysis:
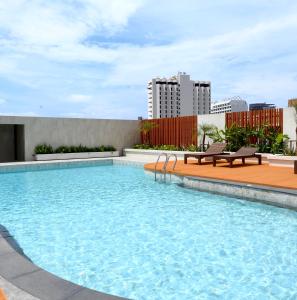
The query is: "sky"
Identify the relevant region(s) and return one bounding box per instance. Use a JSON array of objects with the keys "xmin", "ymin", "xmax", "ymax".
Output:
[{"xmin": 0, "ymin": 0, "xmax": 297, "ymax": 119}]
